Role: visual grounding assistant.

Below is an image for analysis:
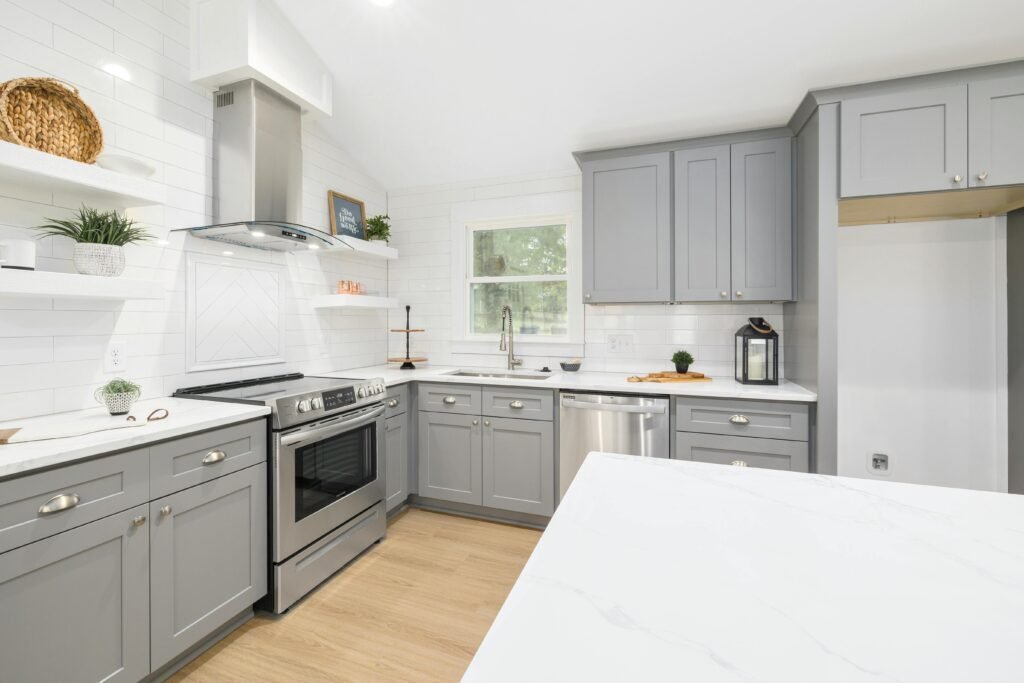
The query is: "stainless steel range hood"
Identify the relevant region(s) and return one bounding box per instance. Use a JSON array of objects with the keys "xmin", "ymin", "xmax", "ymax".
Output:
[{"xmin": 177, "ymin": 79, "xmax": 346, "ymax": 252}]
